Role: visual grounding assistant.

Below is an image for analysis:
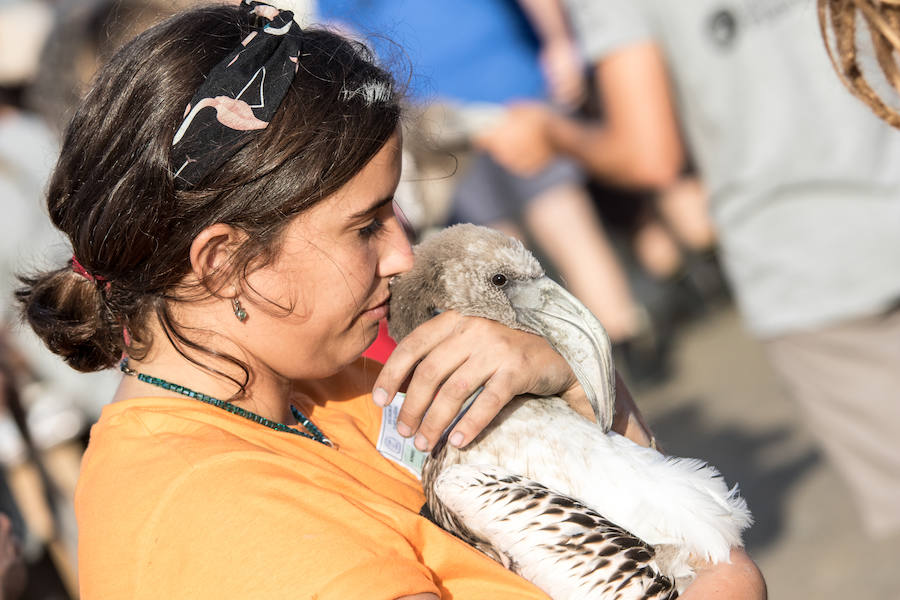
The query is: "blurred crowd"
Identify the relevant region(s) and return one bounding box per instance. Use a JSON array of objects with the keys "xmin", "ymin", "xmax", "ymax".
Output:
[
  {"xmin": 2, "ymin": 0, "xmax": 197, "ymax": 595},
  {"xmin": 1, "ymin": 0, "xmax": 899, "ymax": 597}
]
